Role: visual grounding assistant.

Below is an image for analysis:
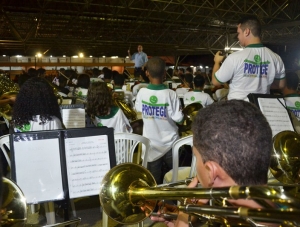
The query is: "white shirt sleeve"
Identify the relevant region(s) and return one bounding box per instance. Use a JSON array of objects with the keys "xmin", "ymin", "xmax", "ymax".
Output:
[{"xmin": 214, "ymin": 56, "xmax": 235, "ymax": 83}]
